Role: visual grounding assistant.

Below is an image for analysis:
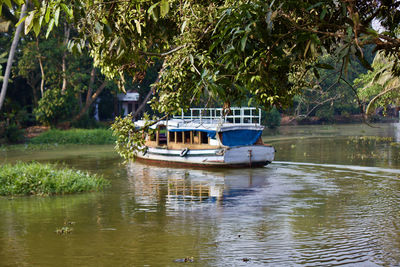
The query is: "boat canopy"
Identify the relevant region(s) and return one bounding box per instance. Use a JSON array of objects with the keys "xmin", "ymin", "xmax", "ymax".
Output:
[{"xmin": 221, "ymin": 130, "xmax": 262, "ymax": 147}]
